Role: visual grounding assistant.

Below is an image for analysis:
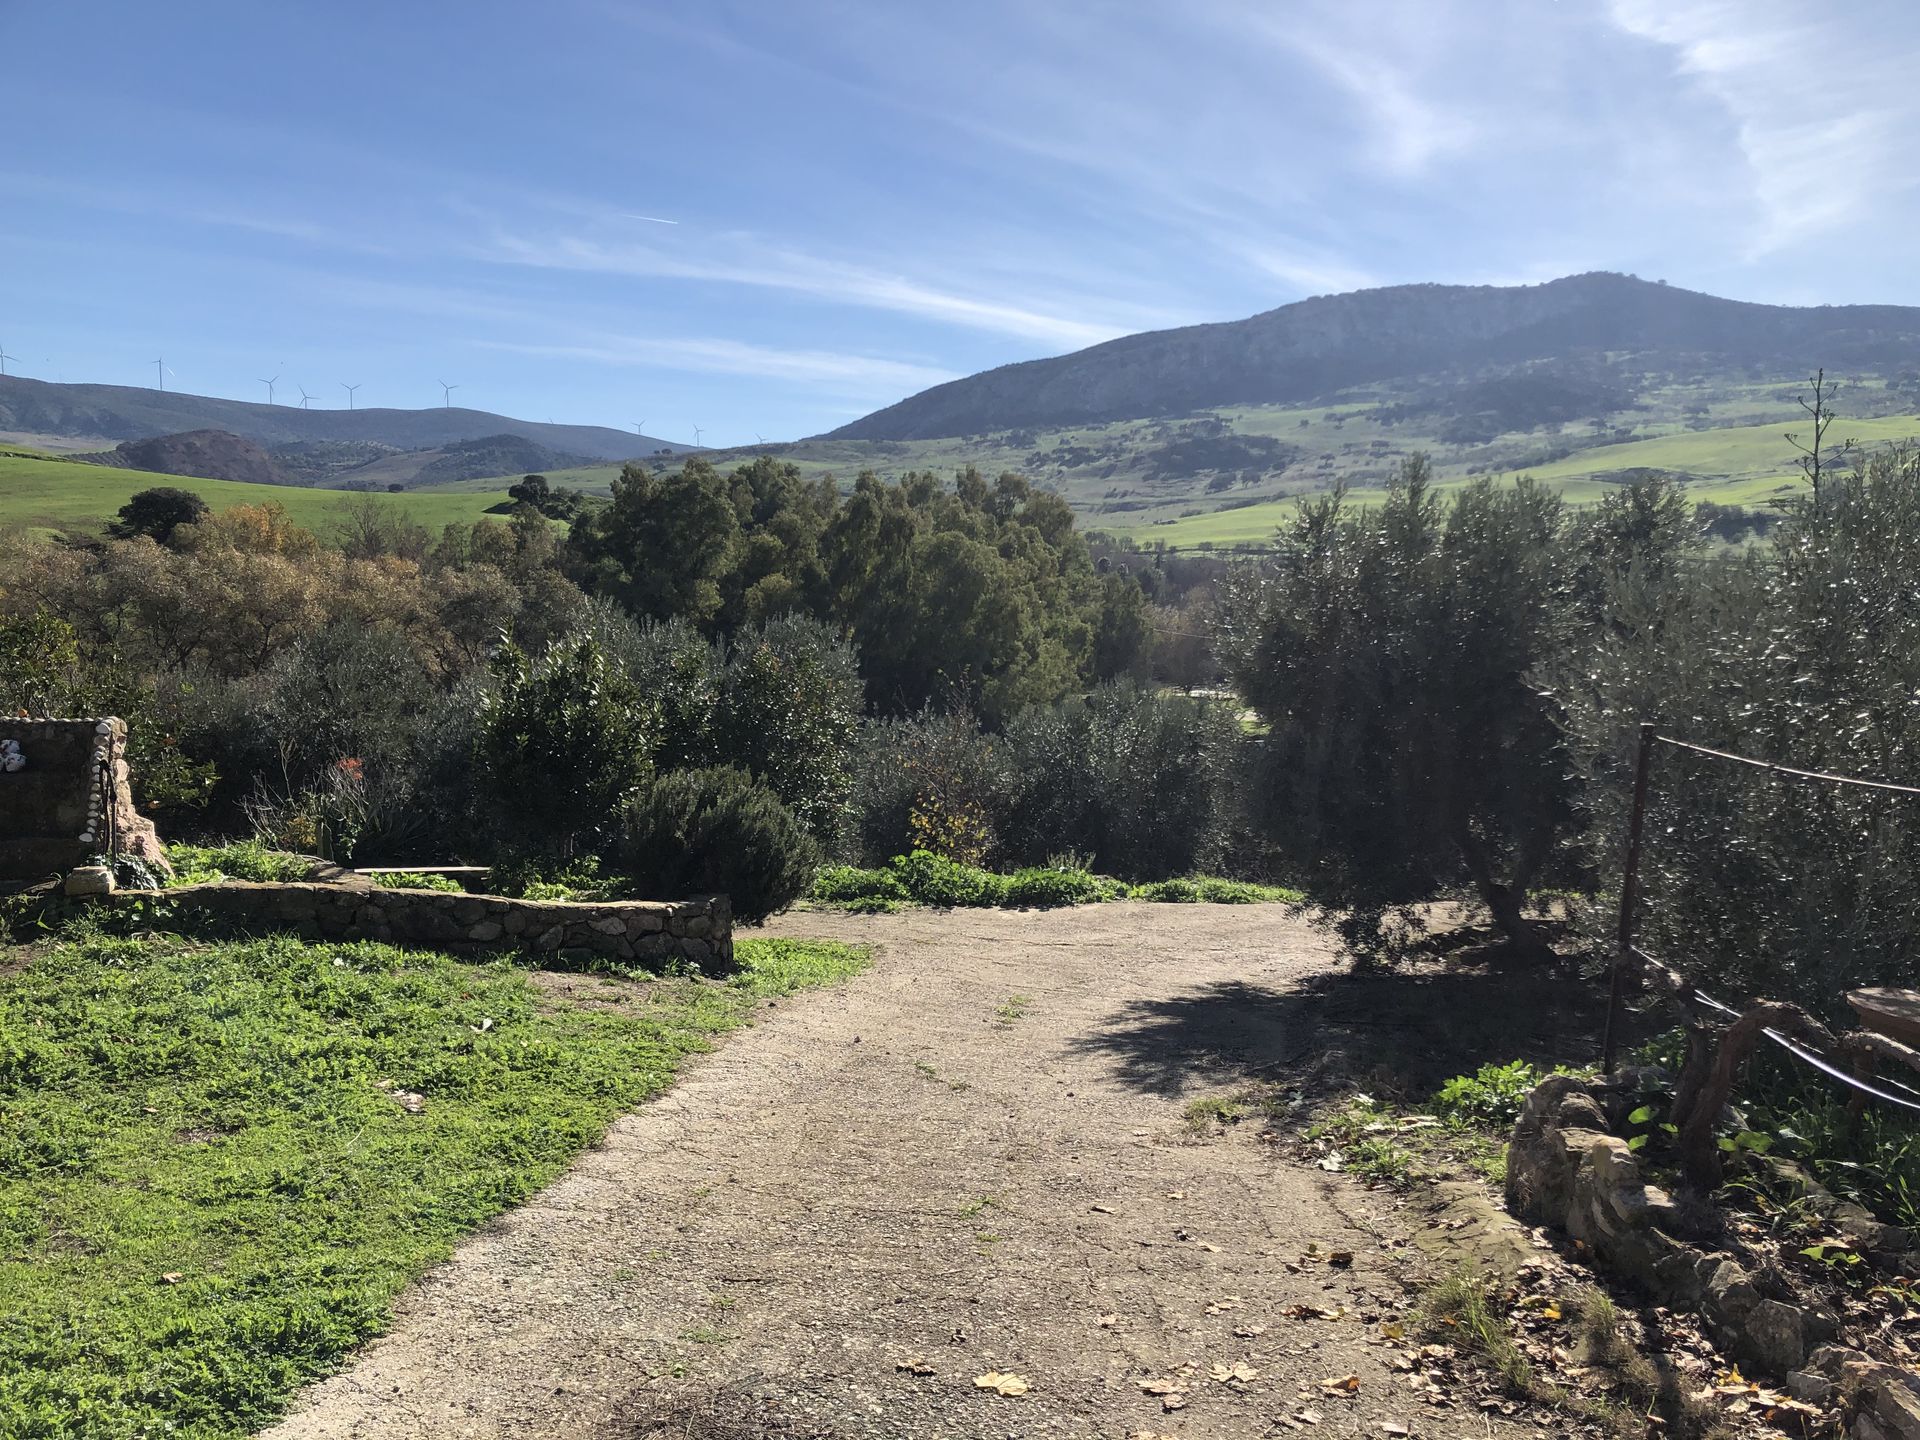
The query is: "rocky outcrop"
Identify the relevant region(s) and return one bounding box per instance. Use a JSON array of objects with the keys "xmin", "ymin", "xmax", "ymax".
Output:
[{"xmin": 97, "ymin": 877, "xmax": 732, "ymax": 972}]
